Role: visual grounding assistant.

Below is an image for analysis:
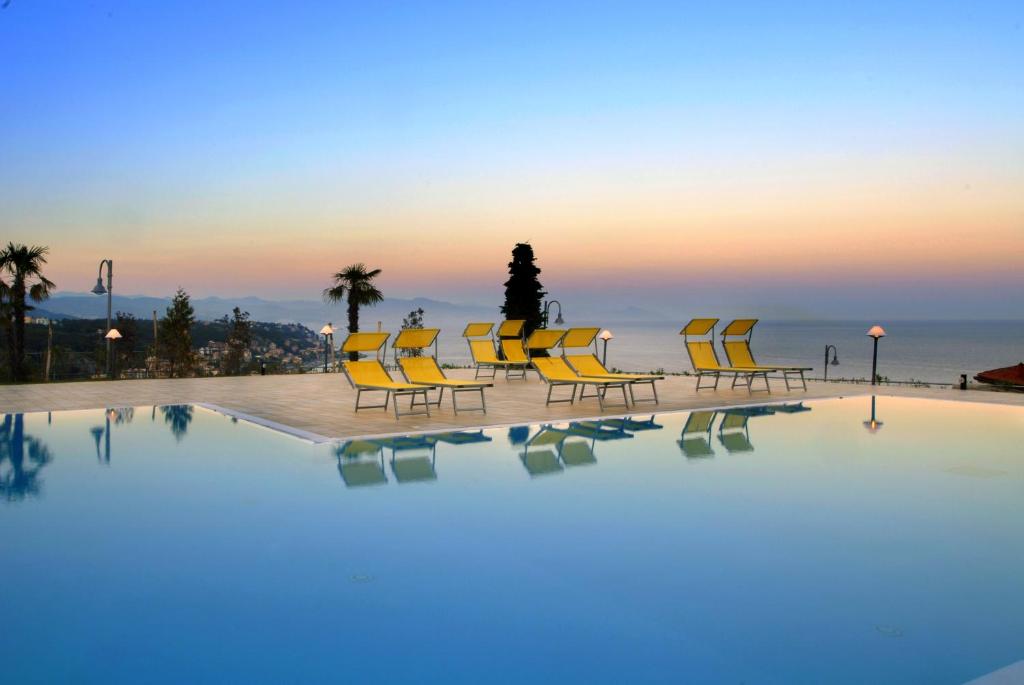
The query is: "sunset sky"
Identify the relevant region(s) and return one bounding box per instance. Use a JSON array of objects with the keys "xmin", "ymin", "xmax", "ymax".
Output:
[{"xmin": 1, "ymin": 2, "xmax": 1022, "ymax": 318}]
